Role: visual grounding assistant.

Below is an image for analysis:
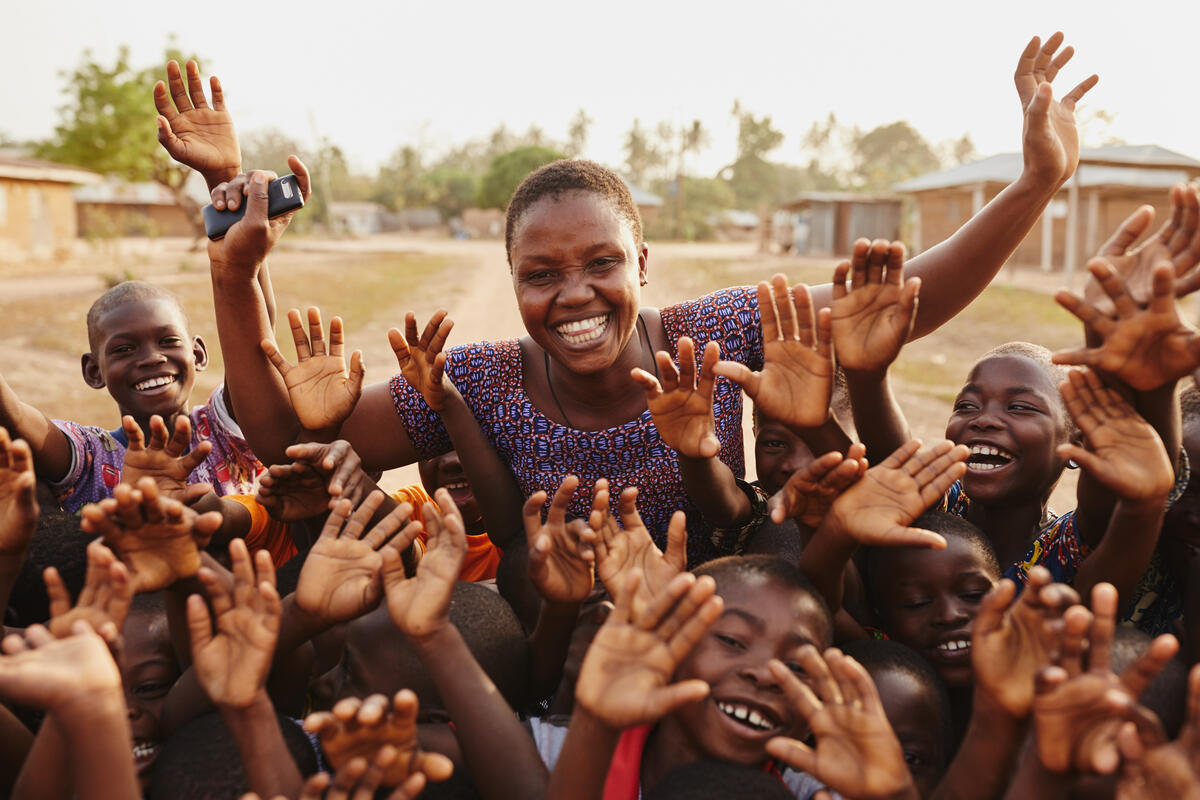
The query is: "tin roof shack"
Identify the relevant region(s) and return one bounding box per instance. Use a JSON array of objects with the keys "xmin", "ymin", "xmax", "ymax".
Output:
[
  {"xmin": 626, "ymin": 181, "xmax": 663, "ymax": 225},
  {"xmin": 895, "ymin": 145, "xmax": 1200, "ymax": 285},
  {"xmin": 777, "ymin": 192, "xmax": 902, "ymax": 256},
  {"xmin": 0, "ymin": 155, "xmax": 100, "ymax": 261},
  {"xmin": 74, "ymin": 179, "xmax": 203, "ymax": 239}
]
